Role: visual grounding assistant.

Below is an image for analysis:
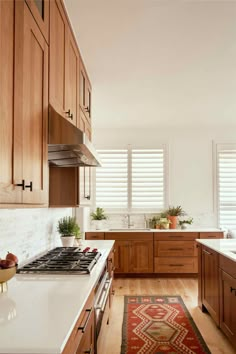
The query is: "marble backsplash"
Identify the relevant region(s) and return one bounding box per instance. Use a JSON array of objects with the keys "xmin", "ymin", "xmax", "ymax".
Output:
[{"xmin": 0, "ymin": 208, "xmax": 72, "ymax": 265}]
